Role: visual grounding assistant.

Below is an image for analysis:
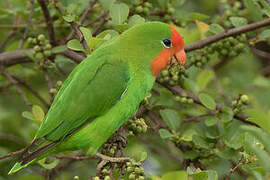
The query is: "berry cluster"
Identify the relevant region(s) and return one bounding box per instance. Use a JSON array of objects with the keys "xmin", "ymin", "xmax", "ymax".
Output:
[
  {"xmin": 123, "ymin": 159, "xmax": 145, "ymax": 180},
  {"xmin": 126, "ymin": 118, "xmax": 147, "ymax": 136},
  {"xmin": 189, "ymin": 50, "xmax": 211, "ymax": 68},
  {"xmin": 175, "ymin": 93, "xmax": 194, "ymax": 104},
  {"xmin": 131, "ymin": 0, "xmax": 152, "ymax": 16},
  {"xmin": 214, "ymin": 0, "xmax": 247, "ymax": 28},
  {"xmin": 190, "ymin": 34, "xmax": 247, "ymax": 68},
  {"xmin": 159, "ymin": 65, "xmax": 188, "ymax": 85},
  {"xmin": 232, "ymin": 94, "xmax": 249, "ymax": 114},
  {"xmin": 27, "ymin": 35, "xmax": 52, "ymax": 60},
  {"xmin": 49, "ymin": 81, "xmax": 63, "ymax": 96}
]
